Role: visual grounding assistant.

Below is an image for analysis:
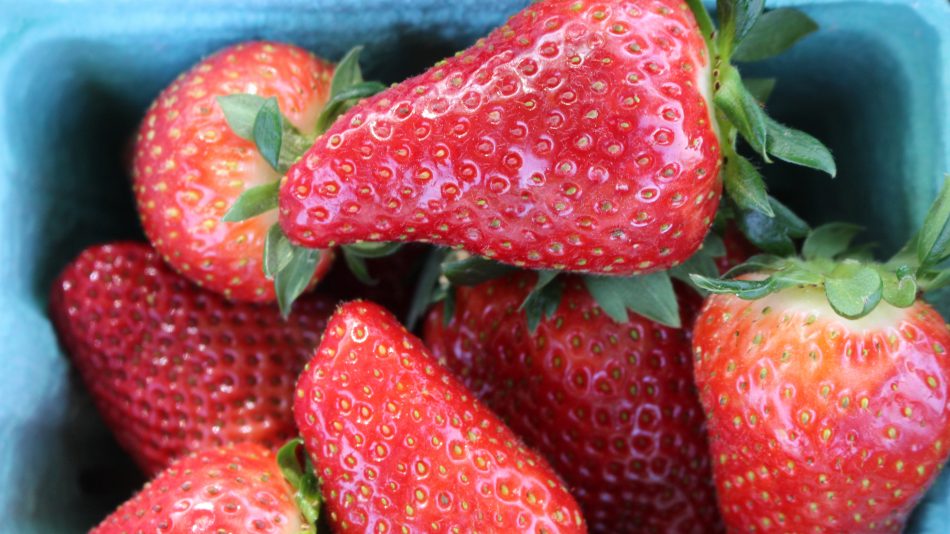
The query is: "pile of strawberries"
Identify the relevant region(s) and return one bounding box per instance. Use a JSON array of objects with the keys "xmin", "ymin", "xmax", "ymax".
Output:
[{"xmin": 49, "ymin": 0, "xmax": 950, "ymax": 532}]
